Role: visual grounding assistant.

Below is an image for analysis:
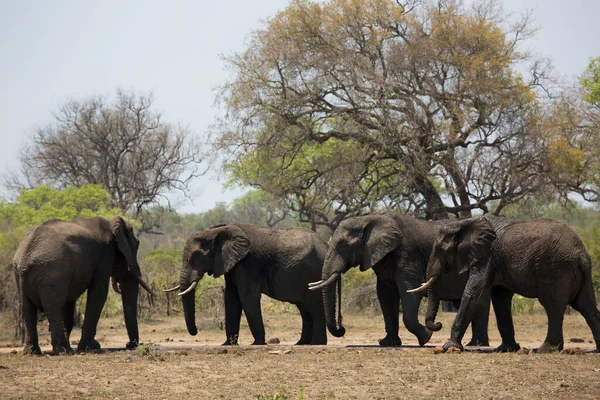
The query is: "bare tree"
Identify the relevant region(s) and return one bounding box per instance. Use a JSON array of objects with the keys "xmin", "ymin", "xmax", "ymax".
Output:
[{"xmin": 11, "ymin": 90, "xmax": 204, "ymax": 221}]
